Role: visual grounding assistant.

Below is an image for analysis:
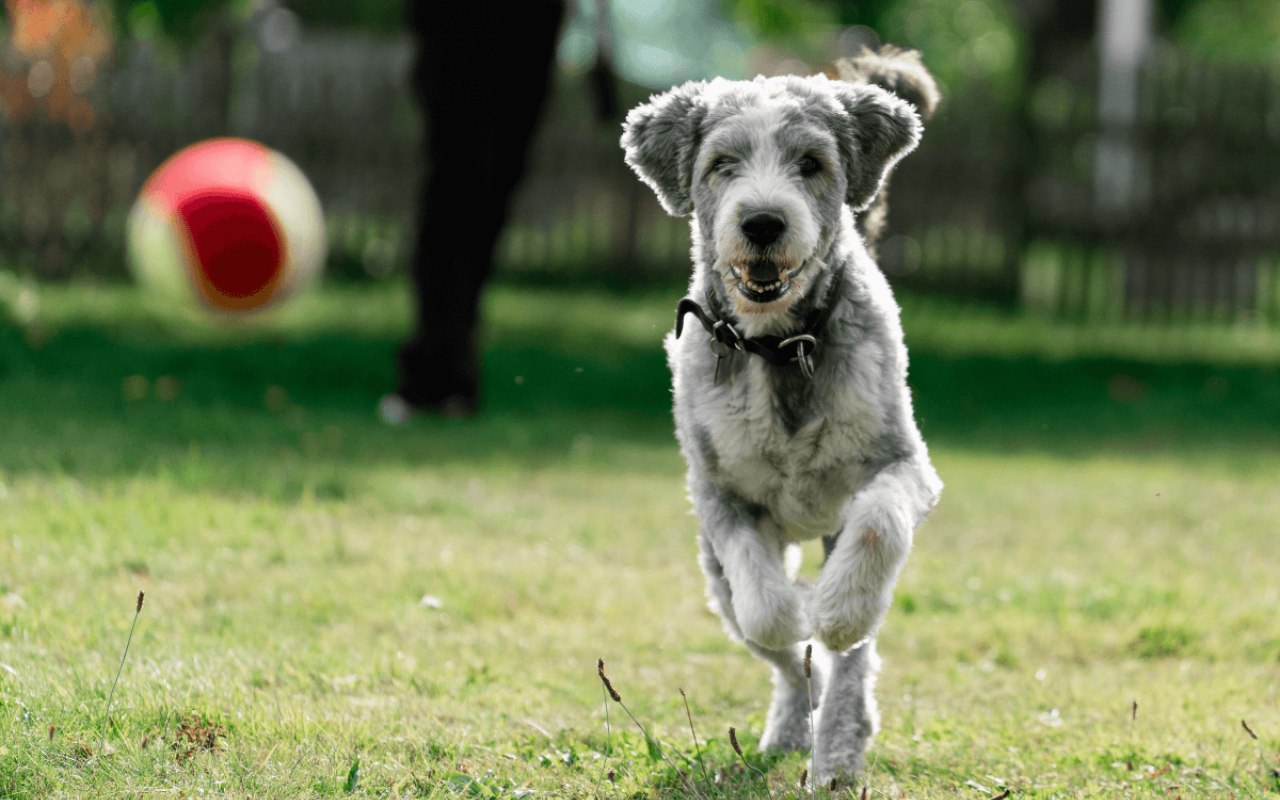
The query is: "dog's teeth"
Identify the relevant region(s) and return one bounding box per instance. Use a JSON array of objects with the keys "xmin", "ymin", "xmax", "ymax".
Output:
[{"xmin": 744, "ymin": 278, "xmax": 785, "ymax": 294}]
